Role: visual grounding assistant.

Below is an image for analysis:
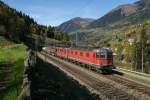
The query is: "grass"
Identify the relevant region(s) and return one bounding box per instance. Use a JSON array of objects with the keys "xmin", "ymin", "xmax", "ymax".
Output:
[
  {"xmin": 114, "ymin": 60, "xmax": 150, "ymax": 85},
  {"xmin": 0, "ymin": 36, "xmax": 26, "ymax": 100},
  {"xmin": 114, "ymin": 60, "xmax": 132, "ymax": 70},
  {"xmin": 124, "ymin": 73, "xmax": 150, "ymax": 85}
]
